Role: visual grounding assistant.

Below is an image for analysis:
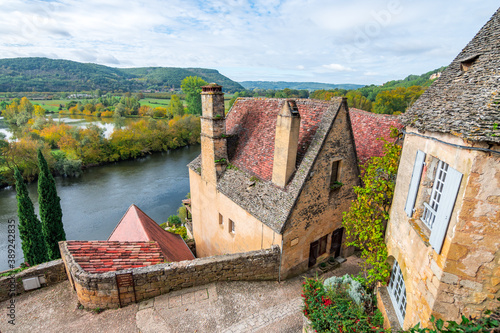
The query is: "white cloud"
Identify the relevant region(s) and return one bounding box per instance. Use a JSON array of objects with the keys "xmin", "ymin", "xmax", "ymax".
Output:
[
  {"xmin": 0, "ymin": 0, "xmax": 498, "ymax": 84},
  {"xmin": 322, "ymin": 64, "xmax": 354, "ymax": 72}
]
